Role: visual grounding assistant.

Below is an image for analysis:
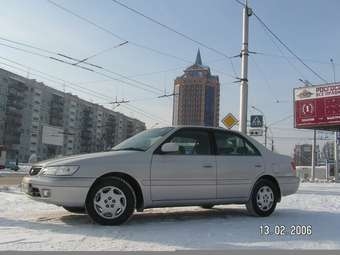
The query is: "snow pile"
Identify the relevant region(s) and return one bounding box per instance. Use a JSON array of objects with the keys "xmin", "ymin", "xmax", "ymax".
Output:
[{"xmin": 0, "ymin": 183, "xmax": 340, "ymax": 251}]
